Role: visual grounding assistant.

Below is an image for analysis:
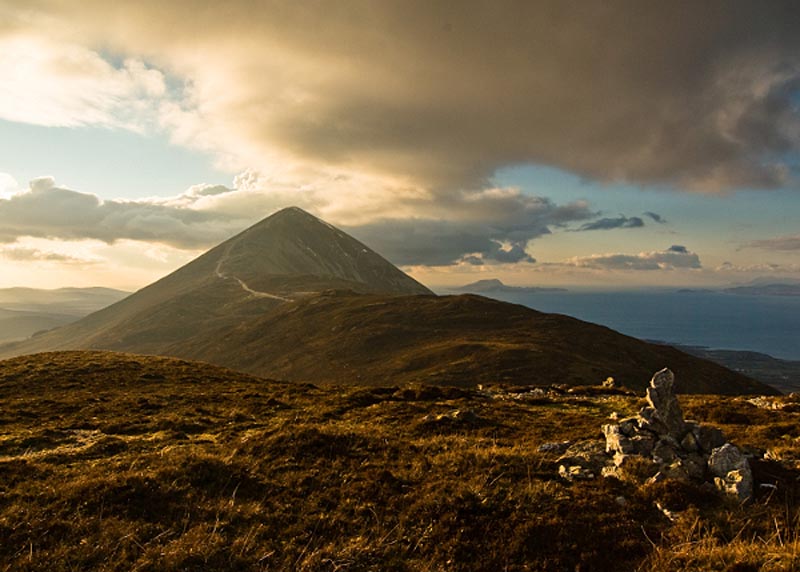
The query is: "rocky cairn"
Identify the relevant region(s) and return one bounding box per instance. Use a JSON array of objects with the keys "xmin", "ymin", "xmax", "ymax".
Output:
[{"xmin": 557, "ymin": 368, "xmax": 754, "ymax": 502}]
